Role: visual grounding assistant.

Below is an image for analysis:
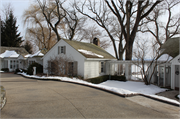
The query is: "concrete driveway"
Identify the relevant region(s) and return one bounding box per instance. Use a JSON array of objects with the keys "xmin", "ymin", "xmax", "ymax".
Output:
[{"xmin": 0, "ymin": 73, "xmax": 179, "ymax": 118}]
